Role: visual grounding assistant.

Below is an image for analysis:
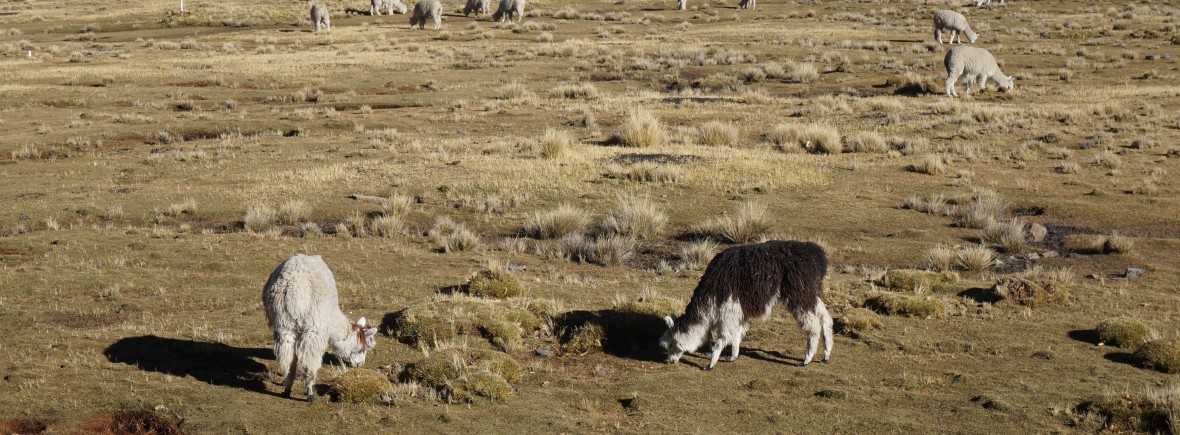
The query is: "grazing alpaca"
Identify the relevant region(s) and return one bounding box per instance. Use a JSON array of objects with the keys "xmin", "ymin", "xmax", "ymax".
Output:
[
  {"xmin": 409, "ymin": 0, "xmax": 442, "ymax": 30},
  {"xmin": 660, "ymin": 240, "xmax": 832, "ymax": 370},
  {"xmin": 310, "ymin": 3, "xmax": 331, "ymax": 33},
  {"xmin": 492, "ymin": 0, "xmax": 525, "ymax": 23},
  {"xmin": 262, "ymin": 254, "xmax": 377, "ymax": 402}
]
